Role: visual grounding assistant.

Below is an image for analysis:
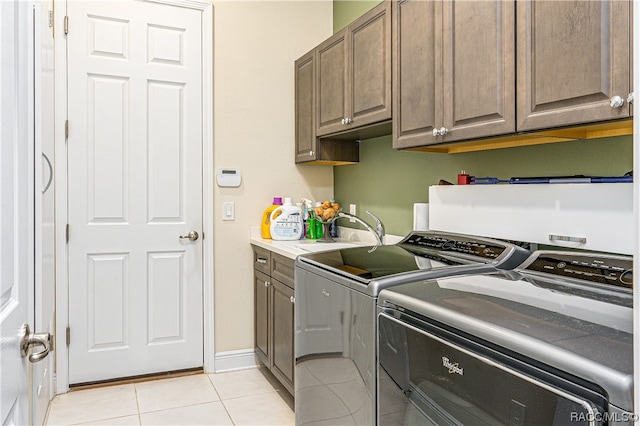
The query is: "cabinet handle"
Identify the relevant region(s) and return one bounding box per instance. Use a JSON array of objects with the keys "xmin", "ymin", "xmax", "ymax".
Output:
[
  {"xmin": 264, "ymin": 281, "xmax": 271, "ymax": 287},
  {"xmin": 610, "ymin": 95, "xmax": 625, "ymax": 108},
  {"xmin": 321, "ymin": 289, "xmax": 330, "ymax": 297},
  {"xmin": 256, "ymin": 258, "xmax": 267, "ymax": 264},
  {"xmin": 346, "ymin": 118, "xmax": 352, "ymax": 124},
  {"xmin": 341, "ymin": 118, "xmax": 346, "ymax": 125},
  {"xmin": 309, "ymin": 150, "xmax": 314, "ymax": 156},
  {"xmin": 627, "ymin": 92, "xmax": 634, "ymax": 105},
  {"xmin": 432, "ymin": 127, "xmax": 449, "ymax": 137},
  {"xmin": 290, "ymin": 296, "xmax": 295, "ymax": 304}
]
